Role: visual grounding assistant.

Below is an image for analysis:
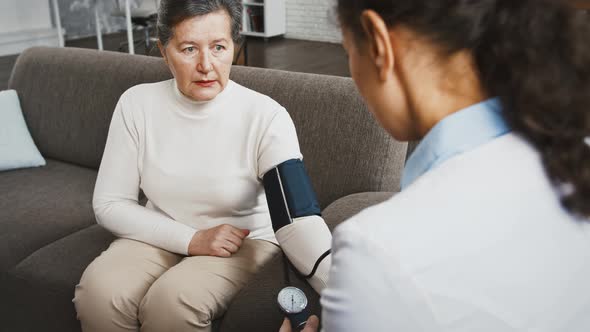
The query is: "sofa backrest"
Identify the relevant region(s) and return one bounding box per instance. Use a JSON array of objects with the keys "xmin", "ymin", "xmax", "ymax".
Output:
[{"xmin": 8, "ymin": 47, "xmax": 407, "ymax": 208}]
